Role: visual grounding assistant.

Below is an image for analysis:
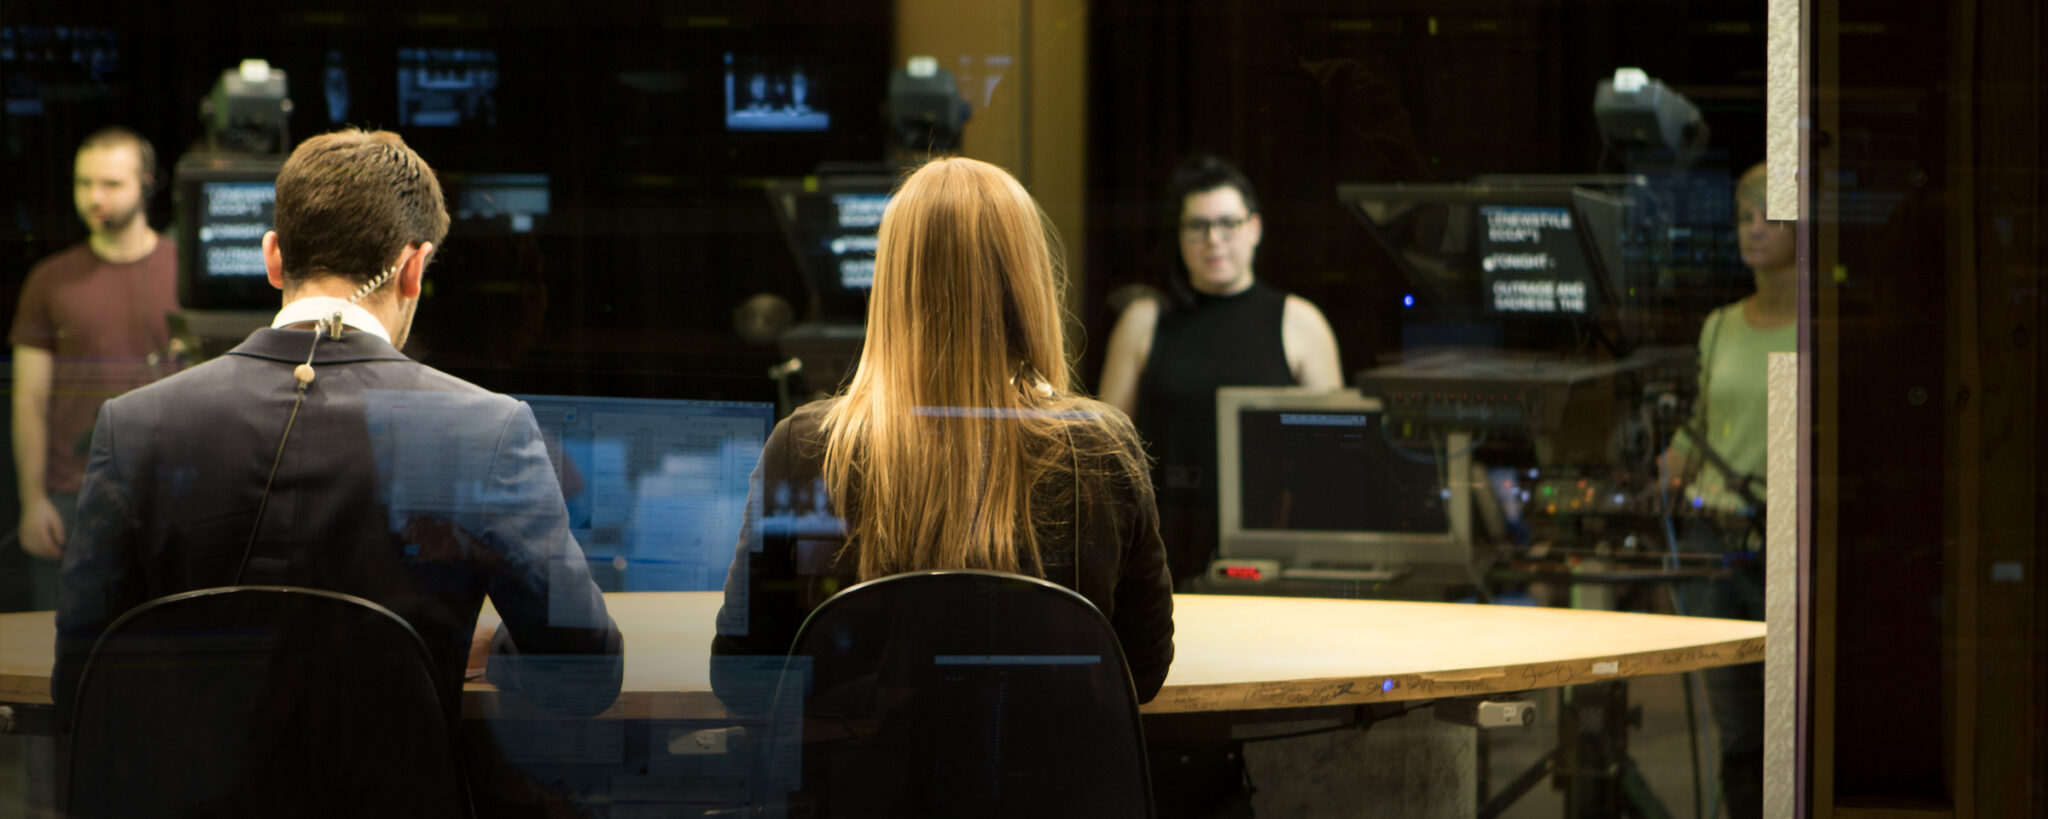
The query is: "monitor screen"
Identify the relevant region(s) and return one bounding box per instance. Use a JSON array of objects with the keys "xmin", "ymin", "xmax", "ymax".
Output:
[
  {"xmin": 450, "ymin": 173, "xmax": 549, "ymax": 234},
  {"xmin": 1216, "ymin": 388, "xmax": 1460, "ymax": 571},
  {"xmin": 174, "ymin": 154, "xmax": 286, "ymax": 311},
  {"xmin": 1477, "ymin": 205, "xmax": 1592, "ymax": 315},
  {"xmin": 196, "ymin": 181, "xmax": 274, "ymax": 278},
  {"xmin": 514, "ymin": 394, "xmax": 775, "ymax": 592},
  {"xmin": 1236, "ymin": 409, "xmax": 1449, "ymax": 534},
  {"xmin": 397, "ymin": 47, "xmax": 499, "ymax": 128},
  {"xmin": 1339, "ymin": 184, "xmax": 1626, "ymax": 345},
  {"xmin": 724, "ymin": 52, "xmax": 829, "ymax": 132},
  {"xmin": 823, "ymin": 192, "xmax": 885, "ymax": 290},
  {"xmin": 768, "ymin": 177, "xmax": 895, "ymax": 321},
  {"xmin": 2, "ymin": 25, "xmax": 120, "ymax": 118}
]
